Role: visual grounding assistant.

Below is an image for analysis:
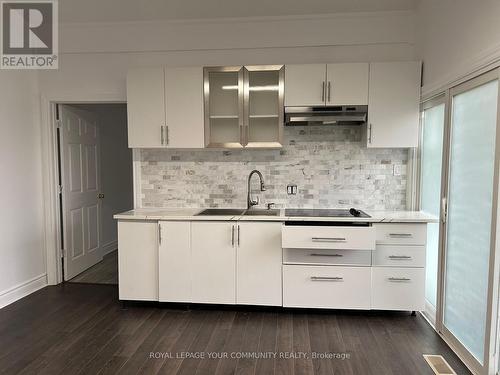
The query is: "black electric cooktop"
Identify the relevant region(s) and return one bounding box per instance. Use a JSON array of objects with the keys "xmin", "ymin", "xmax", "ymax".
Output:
[{"xmin": 285, "ymin": 208, "xmax": 371, "ymax": 218}]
